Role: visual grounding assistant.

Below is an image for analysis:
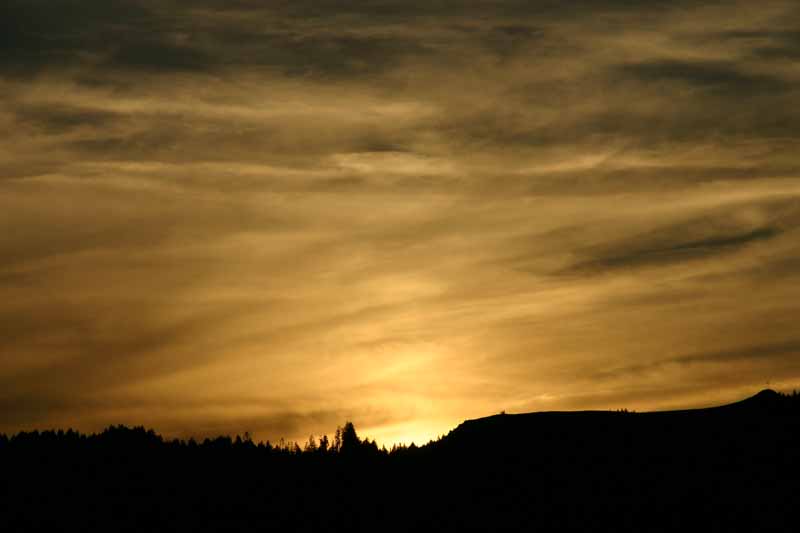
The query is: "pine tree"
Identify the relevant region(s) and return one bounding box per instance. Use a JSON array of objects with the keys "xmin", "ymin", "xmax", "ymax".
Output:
[
  {"xmin": 340, "ymin": 422, "xmax": 360, "ymax": 456},
  {"xmin": 304, "ymin": 434, "xmax": 318, "ymax": 453},
  {"xmin": 319, "ymin": 435, "xmax": 329, "ymax": 454}
]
